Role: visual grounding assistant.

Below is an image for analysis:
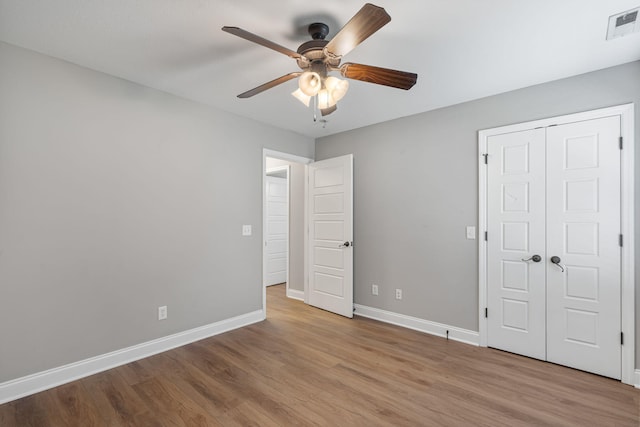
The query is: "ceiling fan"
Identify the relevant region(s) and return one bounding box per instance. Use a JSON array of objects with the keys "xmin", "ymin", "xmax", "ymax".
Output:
[{"xmin": 222, "ymin": 3, "xmax": 418, "ymax": 117}]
